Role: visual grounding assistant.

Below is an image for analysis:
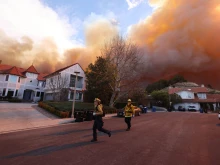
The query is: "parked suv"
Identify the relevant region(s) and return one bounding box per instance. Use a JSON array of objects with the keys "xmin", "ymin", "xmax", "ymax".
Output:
[{"xmin": 188, "ymin": 106, "xmax": 197, "ymax": 112}]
